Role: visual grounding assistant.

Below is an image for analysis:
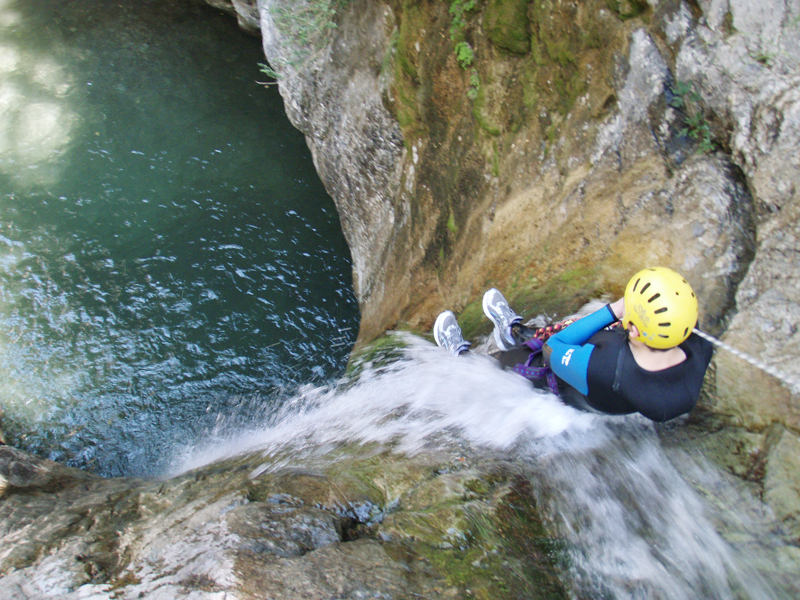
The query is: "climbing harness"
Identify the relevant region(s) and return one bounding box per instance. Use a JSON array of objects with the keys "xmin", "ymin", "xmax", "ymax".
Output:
[
  {"xmin": 692, "ymin": 328, "xmax": 800, "ymax": 395},
  {"xmin": 513, "ymin": 318, "xmax": 584, "ymax": 395},
  {"xmin": 512, "ymin": 337, "xmax": 560, "ymax": 395}
]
